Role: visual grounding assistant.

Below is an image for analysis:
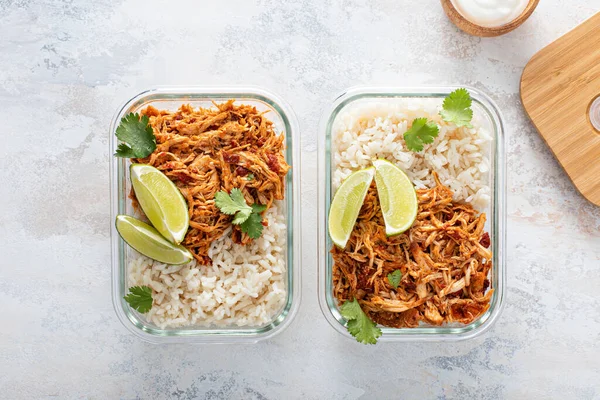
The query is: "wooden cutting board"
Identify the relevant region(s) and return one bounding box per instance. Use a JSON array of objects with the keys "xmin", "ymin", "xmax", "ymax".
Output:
[{"xmin": 521, "ymin": 12, "xmax": 600, "ymax": 206}]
